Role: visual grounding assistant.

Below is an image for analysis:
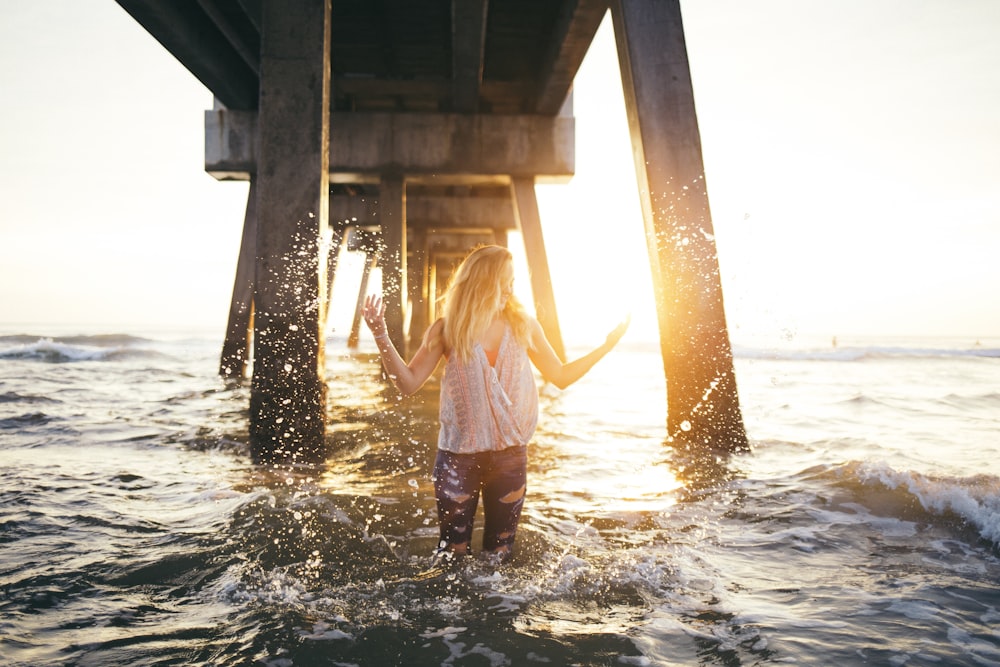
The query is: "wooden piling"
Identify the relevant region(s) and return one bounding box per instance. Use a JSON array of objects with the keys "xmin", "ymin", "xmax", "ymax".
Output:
[
  {"xmin": 611, "ymin": 0, "xmax": 748, "ymax": 451},
  {"xmin": 249, "ymin": 0, "xmax": 331, "ymax": 463},
  {"xmin": 324, "ymin": 219, "xmax": 347, "ymax": 333},
  {"xmin": 407, "ymin": 225, "xmax": 429, "ymax": 340},
  {"xmin": 347, "ymin": 250, "xmax": 377, "ymax": 348},
  {"xmin": 220, "ymin": 178, "xmax": 258, "ymax": 380},
  {"xmin": 379, "ymin": 175, "xmax": 408, "ymax": 355},
  {"xmin": 511, "ymin": 177, "xmax": 566, "ymax": 362}
]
